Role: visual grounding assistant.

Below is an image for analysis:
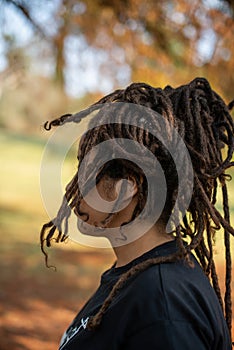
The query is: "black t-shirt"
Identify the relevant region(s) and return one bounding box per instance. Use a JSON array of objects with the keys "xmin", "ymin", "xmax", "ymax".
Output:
[{"xmin": 59, "ymin": 240, "xmax": 232, "ymax": 349}]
